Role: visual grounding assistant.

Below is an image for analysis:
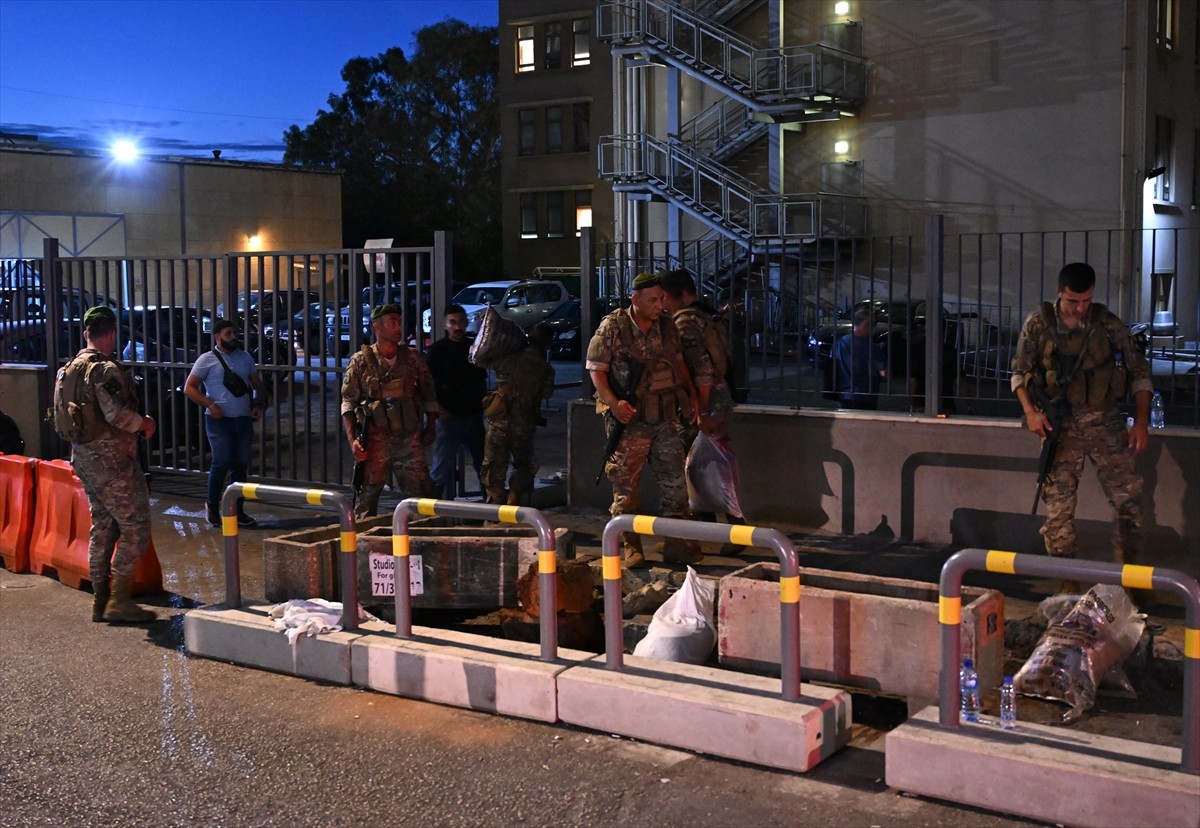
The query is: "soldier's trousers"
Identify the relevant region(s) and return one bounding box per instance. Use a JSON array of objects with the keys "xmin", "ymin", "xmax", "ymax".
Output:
[
  {"xmin": 354, "ymin": 426, "xmax": 432, "ymax": 519},
  {"xmin": 1040, "ymin": 412, "xmax": 1143, "ymax": 563},
  {"xmin": 72, "ymin": 439, "xmax": 151, "ymax": 586},
  {"xmin": 481, "ymin": 417, "xmax": 537, "ymax": 503},
  {"xmin": 604, "ymin": 416, "xmax": 690, "ymax": 520}
]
